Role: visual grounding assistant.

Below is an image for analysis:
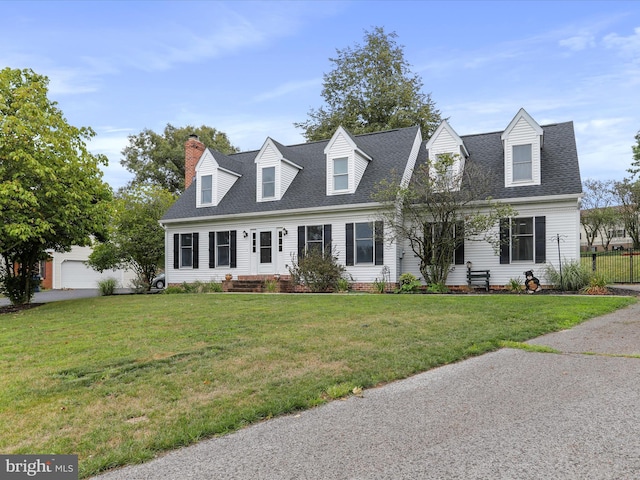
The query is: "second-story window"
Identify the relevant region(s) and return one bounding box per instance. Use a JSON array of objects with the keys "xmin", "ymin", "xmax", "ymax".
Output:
[
  {"xmin": 512, "ymin": 144, "xmax": 532, "ymax": 182},
  {"xmin": 201, "ymin": 175, "xmax": 212, "ymax": 204},
  {"xmin": 333, "ymin": 157, "xmax": 348, "ymax": 191},
  {"xmin": 262, "ymin": 166, "xmax": 275, "ymax": 198}
]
